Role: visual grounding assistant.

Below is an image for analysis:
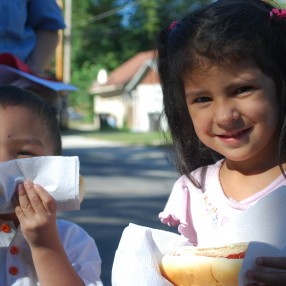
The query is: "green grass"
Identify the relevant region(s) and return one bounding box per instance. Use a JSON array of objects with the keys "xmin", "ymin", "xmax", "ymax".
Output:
[
  {"xmin": 62, "ymin": 124, "xmax": 171, "ymax": 147},
  {"xmin": 87, "ymin": 131, "xmax": 164, "ymax": 145}
]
